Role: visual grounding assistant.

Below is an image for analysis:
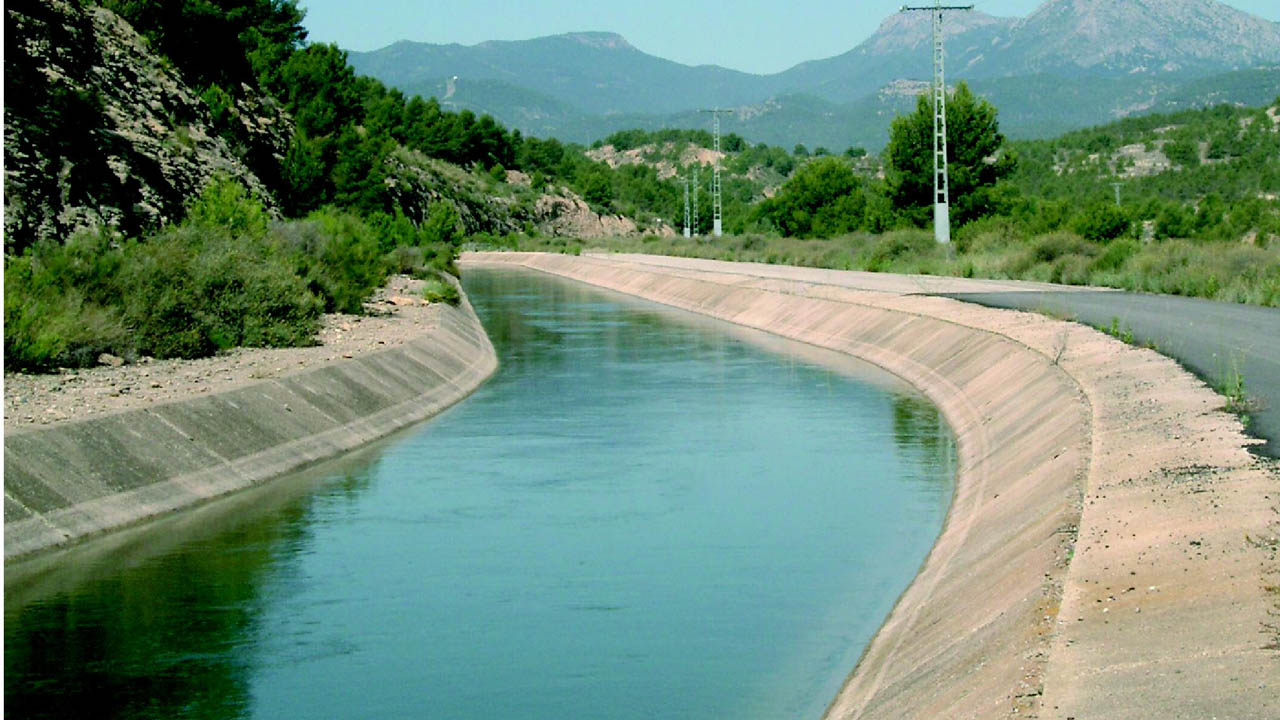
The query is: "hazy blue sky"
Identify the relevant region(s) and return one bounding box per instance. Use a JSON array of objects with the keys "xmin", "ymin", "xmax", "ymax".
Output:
[{"xmin": 299, "ymin": 0, "xmax": 1280, "ymax": 74}]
